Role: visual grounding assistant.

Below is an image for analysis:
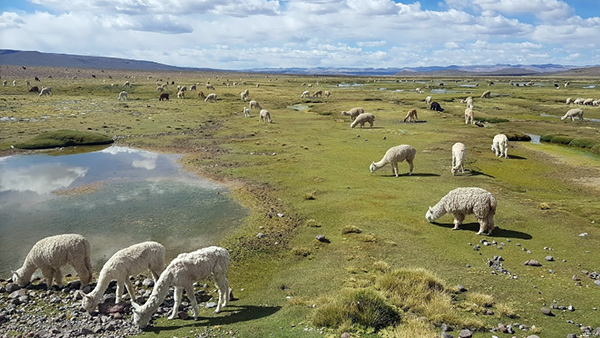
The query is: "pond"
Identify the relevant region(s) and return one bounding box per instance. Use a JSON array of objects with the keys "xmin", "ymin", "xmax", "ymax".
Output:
[{"xmin": 0, "ymin": 146, "xmax": 248, "ymax": 277}]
